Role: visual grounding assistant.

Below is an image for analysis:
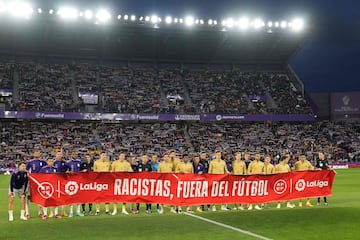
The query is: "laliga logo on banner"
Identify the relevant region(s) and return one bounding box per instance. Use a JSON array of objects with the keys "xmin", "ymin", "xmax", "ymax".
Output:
[
  {"xmin": 273, "ymin": 179, "xmax": 287, "ymax": 194},
  {"xmin": 295, "ymin": 179, "xmax": 306, "ymax": 192},
  {"xmin": 342, "ymin": 96, "xmax": 350, "ymax": 105},
  {"xmin": 38, "ymin": 182, "xmax": 54, "ymax": 199},
  {"xmin": 65, "ymin": 181, "xmax": 79, "ymax": 195}
]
